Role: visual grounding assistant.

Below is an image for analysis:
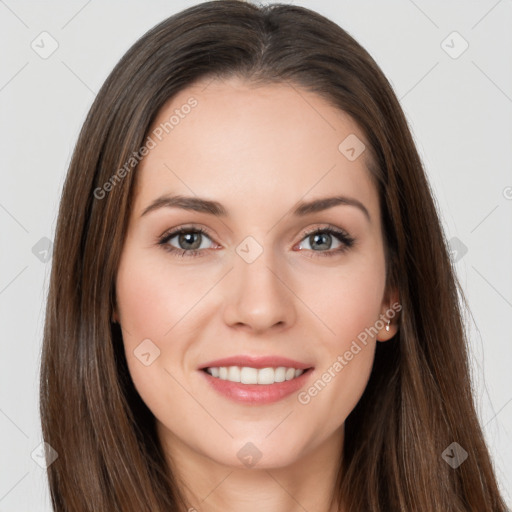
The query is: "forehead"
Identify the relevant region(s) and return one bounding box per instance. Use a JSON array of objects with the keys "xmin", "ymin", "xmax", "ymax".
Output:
[{"xmin": 133, "ymin": 77, "xmax": 379, "ymax": 225}]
